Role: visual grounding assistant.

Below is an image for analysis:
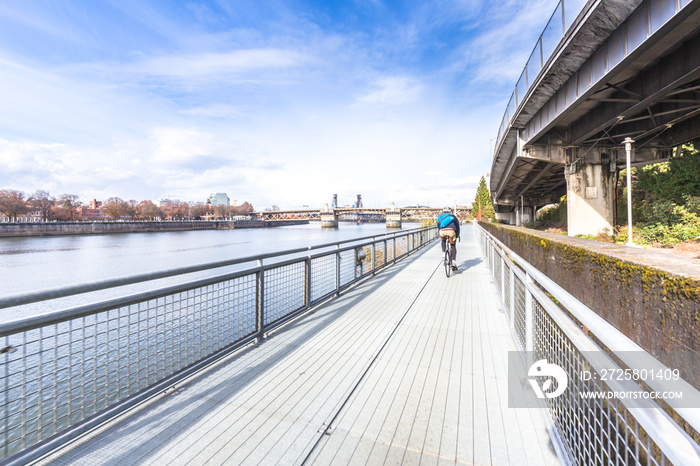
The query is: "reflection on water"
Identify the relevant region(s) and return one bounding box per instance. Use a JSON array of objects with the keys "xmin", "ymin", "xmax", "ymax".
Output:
[{"xmin": 0, "ymin": 223, "xmax": 401, "ymax": 294}]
